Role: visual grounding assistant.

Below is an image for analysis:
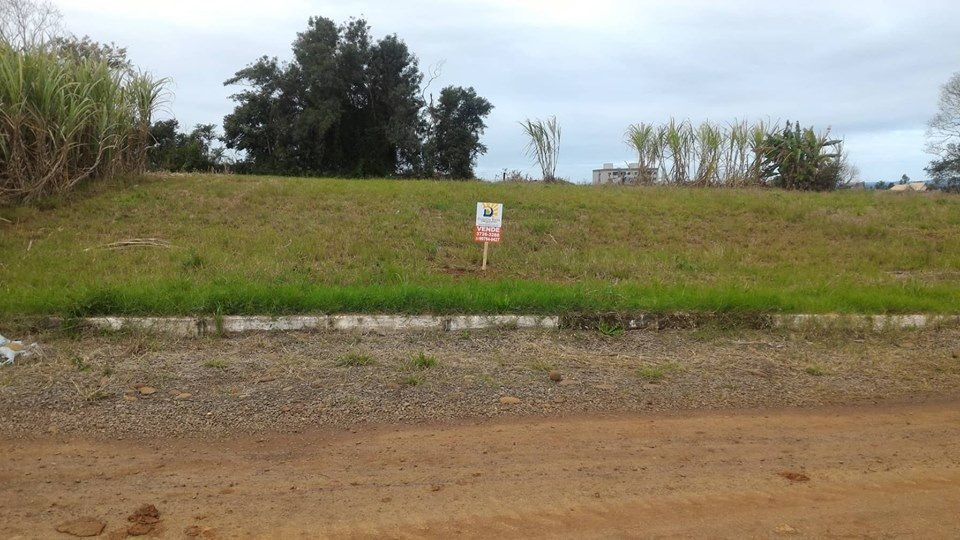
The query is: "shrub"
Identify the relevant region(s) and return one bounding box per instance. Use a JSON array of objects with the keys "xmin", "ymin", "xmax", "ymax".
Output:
[{"xmin": 758, "ymin": 122, "xmax": 844, "ymax": 191}]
